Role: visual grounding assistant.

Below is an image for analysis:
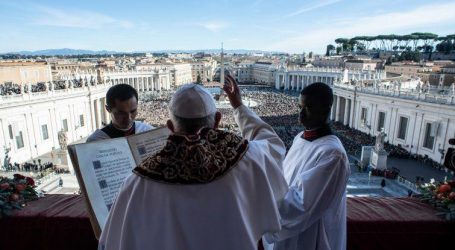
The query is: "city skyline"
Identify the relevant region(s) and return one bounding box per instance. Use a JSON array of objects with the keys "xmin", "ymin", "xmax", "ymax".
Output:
[{"xmin": 0, "ymin": 0, "xmax": 455, "ymax": 54}]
